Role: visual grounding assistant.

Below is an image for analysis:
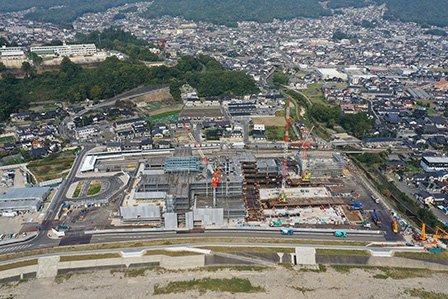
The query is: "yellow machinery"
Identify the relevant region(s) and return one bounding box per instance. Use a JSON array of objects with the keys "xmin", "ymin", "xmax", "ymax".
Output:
[
  {"xmin": 434, "ymin": 226, "xmax": 448, "ymax": 240},
  {"xmin": 421, "ymin": 223, "xmax": 426, "ymax": 241}
]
